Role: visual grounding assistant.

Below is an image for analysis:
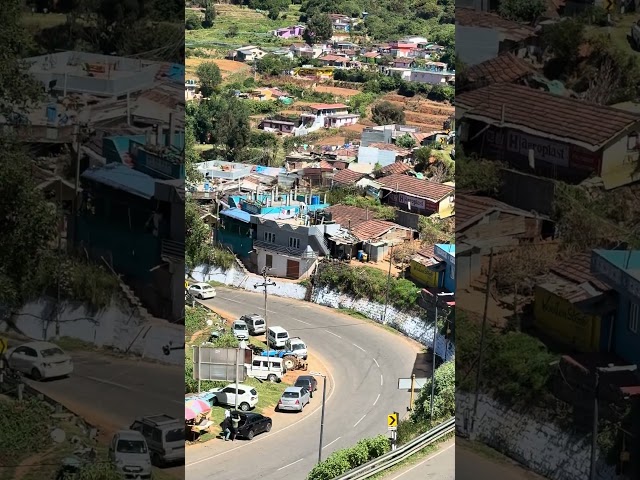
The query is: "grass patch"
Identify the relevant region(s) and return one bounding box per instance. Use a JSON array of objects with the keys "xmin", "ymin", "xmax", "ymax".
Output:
[
  {"xmin": 21, "ymin": 12, "xmax": 67, "ymax": 29},
  {"xmin": 186, "ymin": 4, "xmax": 302, "ymax": 49},
  {"xmin": 585, "ymin": 13, "xmax": 639, "ymax": 60},
  {"xmin": 337, "ymin": 308, "xmax": 370, "ymax": 321},
  {"xmin": 54, "ymin": 336, "xmax": 98, "ymax": 352}
]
